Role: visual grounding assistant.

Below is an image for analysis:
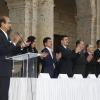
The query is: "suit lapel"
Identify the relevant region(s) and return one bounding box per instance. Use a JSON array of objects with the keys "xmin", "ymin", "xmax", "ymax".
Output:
[
  {"xmin": 0, "ymin": 29, "xmax": 8, "ymax": 42},
  {"xmin": 45, "ymin": 48, "xmax": 52, "ymax": 59}
]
